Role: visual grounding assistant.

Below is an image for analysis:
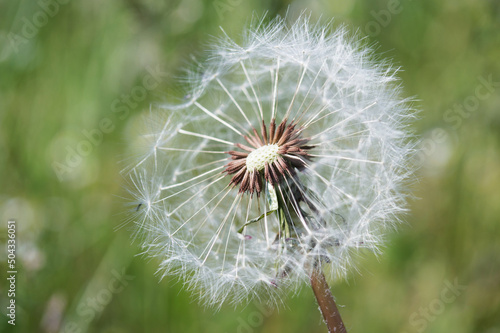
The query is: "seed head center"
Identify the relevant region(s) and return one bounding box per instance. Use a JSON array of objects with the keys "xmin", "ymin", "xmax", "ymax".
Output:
[{"xmin": 246, "ymin": 144, "xmax": 280, "ymax": 172}]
